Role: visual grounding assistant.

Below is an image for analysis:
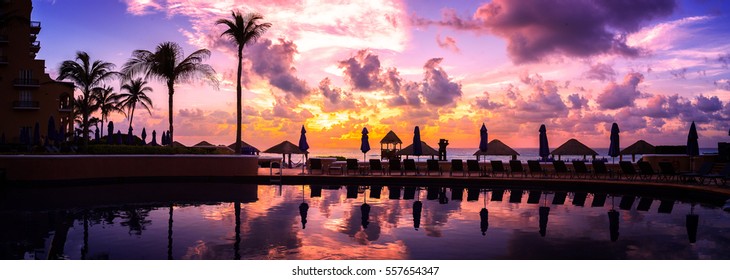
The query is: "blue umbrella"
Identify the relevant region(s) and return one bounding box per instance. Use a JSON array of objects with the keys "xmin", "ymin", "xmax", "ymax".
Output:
[
  {"xmin": 151, "ymin": 130, "xmax": 158, "ymax": 146},
  {"xmin": 94, "ymin": 126, "xmax": 100, "ymax": 141},
  {"xmin": 479, "ymin": 123, "xmax": 488, "ymax": 153},
  {"xmin": 141, "ymin": 128, "xmax": 147, "ymax": 144},
  {"xmin": 116, "ymin": 130, "xmax": 122, "ymax": 145},
  {"xmin": 127, "ymin": 127, "xmax": 134, "ymax": 145},
  {"xmin": 687, "ymin": 121, "xmax": 699, "ymax": 171},
  {"xmin": 608, "ymin": 123, "xmax": 620, "ymax": 162},
  {"xmin": 413, "ymin": 126, "xmax": 423, "ymax": 156},
  {"xmin": 539, "ymin": 124, "xmax": 550, "ymax": 161},
  {"xmin": 360, "ymin": 127, "xmax": 371, "ymax": 162},
  {"xmin": 298, "ymin": 125, "xmax": 309, "ymax": 173}
]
